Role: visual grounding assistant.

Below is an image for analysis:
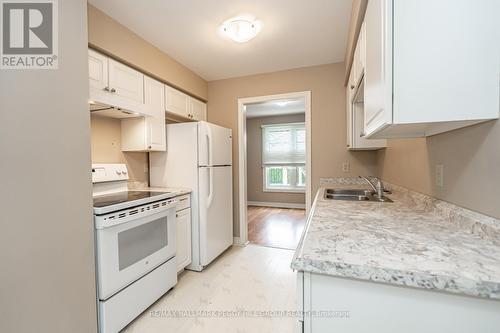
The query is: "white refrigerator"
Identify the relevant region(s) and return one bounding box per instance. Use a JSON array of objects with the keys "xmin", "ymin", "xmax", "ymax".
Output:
[{"xmin": 150, "ymin": 121, "xmax": 233, "ymax": 271}]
